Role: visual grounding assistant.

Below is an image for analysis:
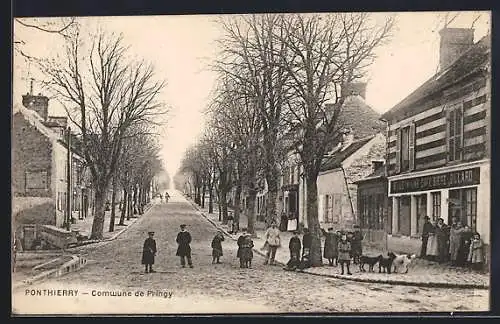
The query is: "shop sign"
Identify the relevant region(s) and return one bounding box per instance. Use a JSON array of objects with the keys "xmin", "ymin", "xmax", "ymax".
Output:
[{"xmin": 390, "ymin": 167, "xmax": 480, "ymax": 194}]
